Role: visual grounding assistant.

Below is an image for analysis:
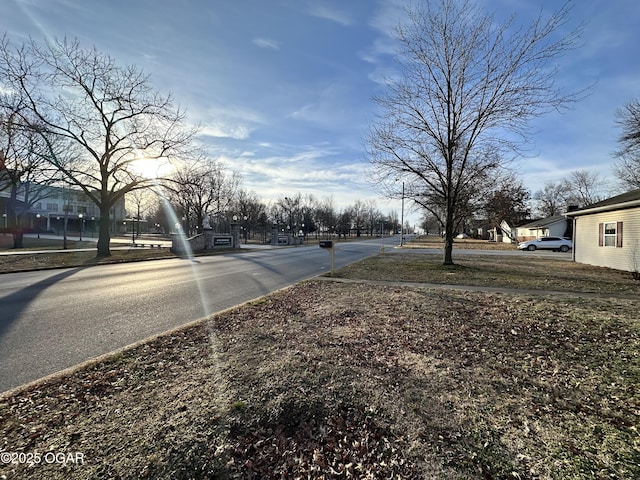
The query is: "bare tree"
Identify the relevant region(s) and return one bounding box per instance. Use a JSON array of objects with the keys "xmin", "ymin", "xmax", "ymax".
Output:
[
  {"xmin": 387, "ymin": 210, "xmax": 400, "ymax": 235},
  {"xmin": 232, "ymin": 189, "xmax": 267, "ymax": 242},
  {"xmin": 274, "ymin": 193, "xmax": 318, "ymax": 237},
  {"xmin": 162, "ymin": 164, "xmax": 197, "ymax": 234},
  {"xmin": 0, "ymin": 106, "xmax": 63, "ymax": 247},
  {"xmin": 276, "ymin": 194, "xmax": 304, "ymax": 235},
  {"xmin": 533, "ymin": 181, "xmax": 567, "ymax": 217},
  {"xmin": 420, "ymin": 212, "xmax": 442, "ymax": 236},
  {"xmin": 350, "ymin": 200, "xmax": 368, "ymax": 237},
  {"xmin": 562, "ymin": 169, "xmax": 607, "ymax": 207},
  {"xmin": 613, "ymin": 99, "xmax": 640, "ymax": 190},
  {"xmin": 314, "ymin": 197, "xmax": 337, "ymax": 238},
  {"xmin": 164, "ymin": 159, "xmax": 241, "ymax": 234},
  {"xmin": 0, "ymin": 35, "xmax": 196, "ymax": 257},
  {"xmin": 126, "ymin": 187, "xmax": 158, "ymax": 239},
  {"xmin": 298, "ymin": 194, "xmax": 318, "ymax": 237},
  {"xmin": 362, "ymin": 199, "xmax": 381, "ymax": 237},
  {"xmin": 367, "ymin": 0, "xmax": 584, "ymax": 264},
  {"xmin": 484, "ymin": 176, "xmax": 531, "ymax": 229}
]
